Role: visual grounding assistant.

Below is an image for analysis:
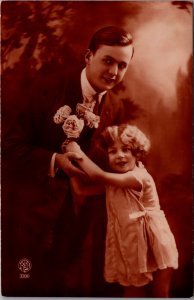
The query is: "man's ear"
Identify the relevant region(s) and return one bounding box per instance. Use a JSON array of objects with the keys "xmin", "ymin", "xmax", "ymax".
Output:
[{"xmin": 85, "ymin": 49, "xmax": 93, "ymax": 64}]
